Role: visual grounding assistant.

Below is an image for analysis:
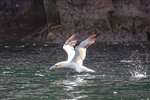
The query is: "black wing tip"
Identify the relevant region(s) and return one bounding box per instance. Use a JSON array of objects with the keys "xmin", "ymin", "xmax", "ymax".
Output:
[
  {"xmin": 65, "ymin": 34, "xmax": 78, "ymax": 46},
  {"xmin": 91, "ymin": 32, "xmax": 99, "ymax": 37},
  {"xmin": 89, "ymin": 32, "xmax": 97, "ymax": 41}
]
